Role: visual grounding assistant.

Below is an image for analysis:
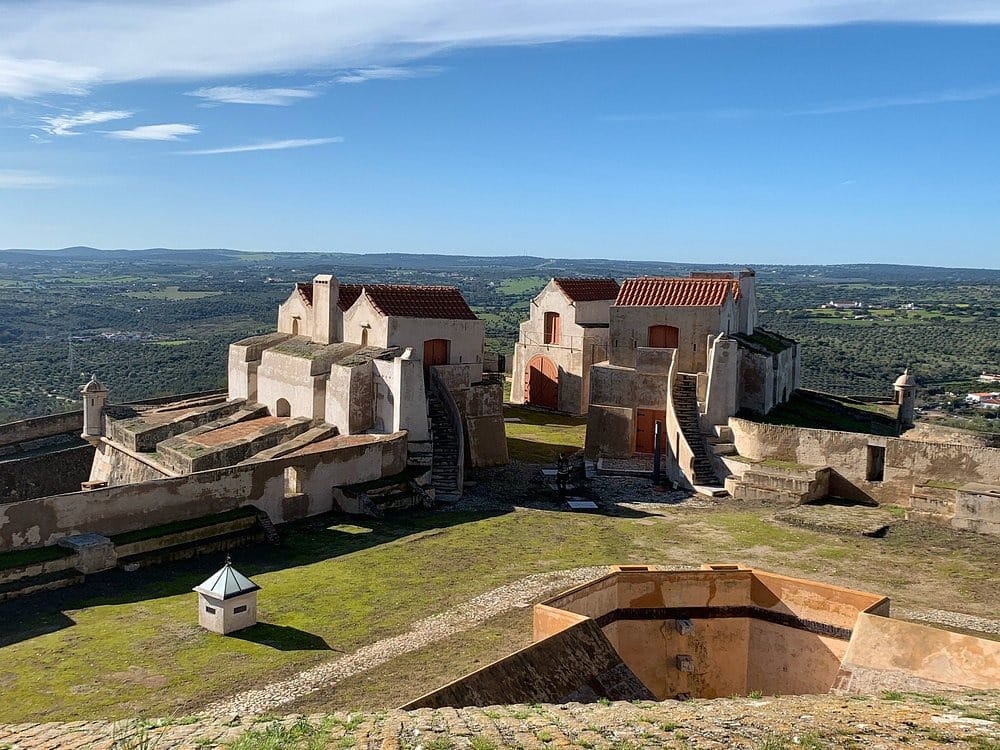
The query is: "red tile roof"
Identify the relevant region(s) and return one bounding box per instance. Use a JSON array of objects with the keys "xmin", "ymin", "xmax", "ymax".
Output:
[
  {"xmin": 553, "ymin": 278, "xmax": 621, "ymax": 302},
  {"xmin": 337, "ymin": 284, "xmax": 363, "ymax": 311},
  {"xmin": 293, "ymin": 282, "xmax": 363, "ymax": 311},
  {"xmin": 361, "ymin": 285, "xmax": 478, "ymax": 320},
  {"xmin": 615, "ymin": 277, "xmax": 740, "ymax": 307}
]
